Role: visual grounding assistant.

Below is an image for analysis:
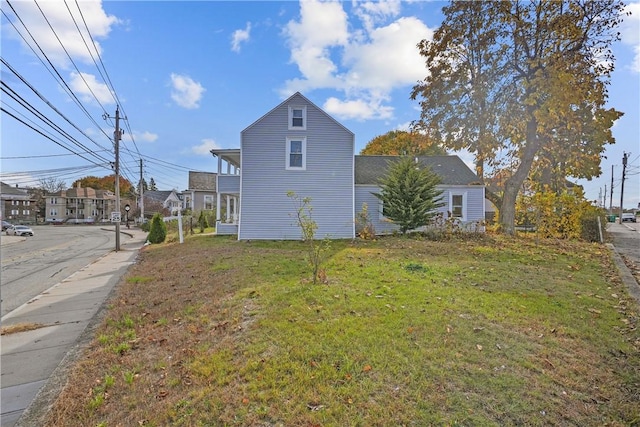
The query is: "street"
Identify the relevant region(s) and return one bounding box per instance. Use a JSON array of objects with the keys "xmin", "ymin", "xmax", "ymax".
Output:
[
  {"xmin": 607, "ymin": 221, "xmax": 640, "ymax": 278},
  {"xmin": 0, "ymin": 225, "xmax": 117, "ymax": 317}
]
